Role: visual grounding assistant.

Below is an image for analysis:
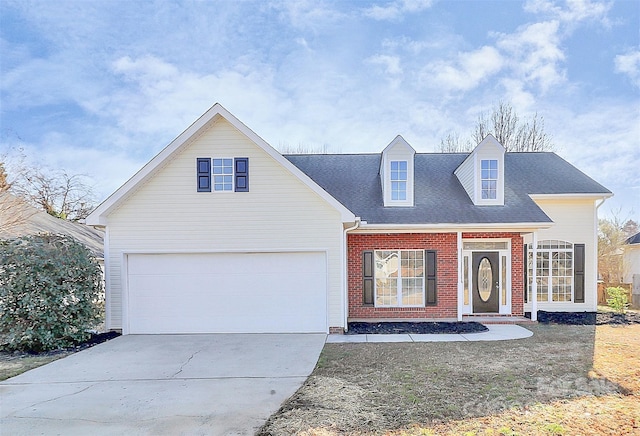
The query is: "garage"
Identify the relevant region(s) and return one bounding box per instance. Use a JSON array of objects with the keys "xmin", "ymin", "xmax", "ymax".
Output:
[{"xmin": 125, "ymin": 251, "xmax": 328, "ymax": 334}]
